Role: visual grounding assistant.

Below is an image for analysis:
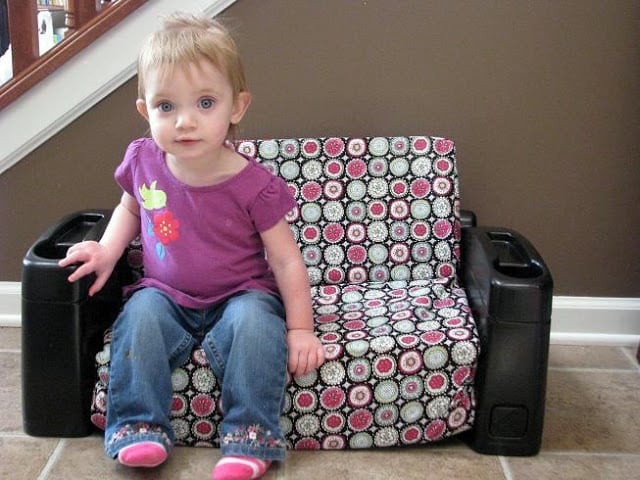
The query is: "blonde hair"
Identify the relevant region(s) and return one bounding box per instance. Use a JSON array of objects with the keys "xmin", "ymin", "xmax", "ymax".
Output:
[{"xmin": 137, "ymin": 13, "xmax": 248, "ymax": 136}]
